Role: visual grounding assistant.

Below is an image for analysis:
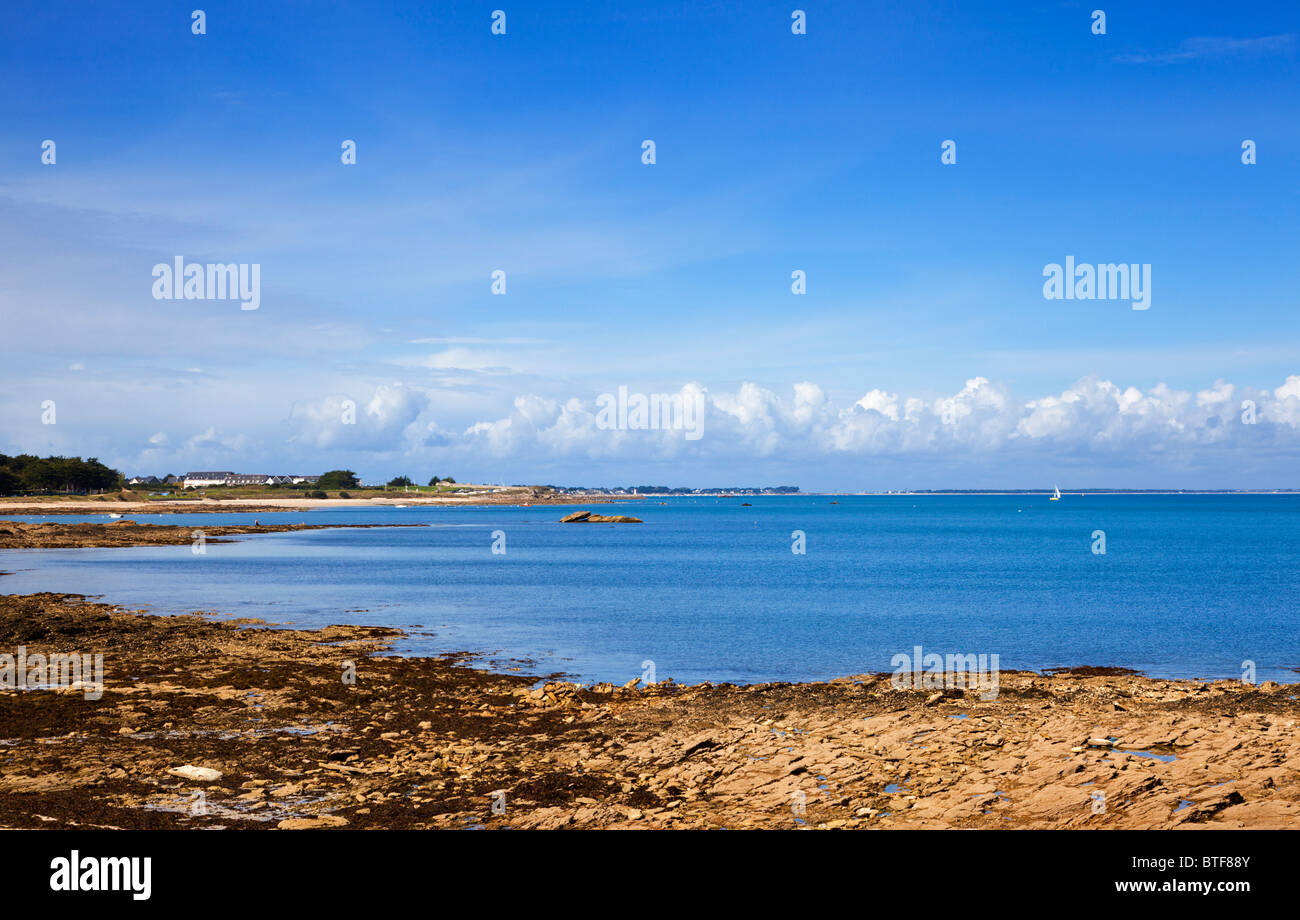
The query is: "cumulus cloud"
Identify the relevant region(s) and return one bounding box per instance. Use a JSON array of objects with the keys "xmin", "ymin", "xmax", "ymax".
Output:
[
  {"xmin": 1268, "ymin": 376, "xmax": 1300, "ymax": 427},
  {"xmin": 444, "ymin": 374, "xmax": 1300, "ymax": 465},
  {"xmin": 287, "ymin": 384, "xmax": 432, "ymax": 450},
  {"xmin": 177, "ymin": 426, "xmax": 256, "ymax": 457},
  {"xmin": 138, "ymin": 374, "xmax": 1300, "ymax": 484}
]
